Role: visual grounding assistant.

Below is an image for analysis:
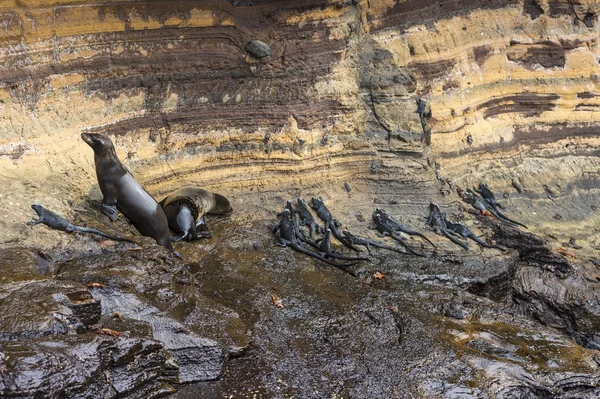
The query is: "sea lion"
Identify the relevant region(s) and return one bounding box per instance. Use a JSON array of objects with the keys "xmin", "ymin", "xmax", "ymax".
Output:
[
  {"xmin": 158, "ymin": 187, "xmax": 233, "ymax": 242},
  {"xmin": 81, "ymin": 132, "xmax": 173, "ymax": 249}
]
